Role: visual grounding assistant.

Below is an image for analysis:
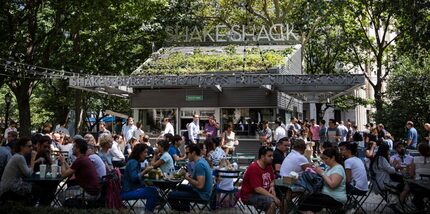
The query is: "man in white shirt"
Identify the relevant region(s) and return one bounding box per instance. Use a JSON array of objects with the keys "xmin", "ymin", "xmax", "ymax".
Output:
[
  {"xmin": 280, "ymin": 139, "xmax": 311, "ymax": 177},
  {"xmin": 188, "ymin": 114, "xmax": 200, "ymax": 144},
  {"xmin": 109, "ymin": 135, "xmax": 125, "ymax": 163},
  {"xmin": 3, "ymin": 121, "xmax": 17, "ymax": 142},
  {"xmin": 339, "ymin": 142, "xmax": 368, "ymax": 193},
  {"xmin": 162, "ymin": 117, "xmax": 175, "ymax": 136},
  {"xmin": 274, "ymin": 120, "xmax": 286, "ymax": 143},
  {"xmin": 390, "ymin": 142, "xmax": 415, "ymax": 178},
  {"xmin": 337, "ymin": 121, "xmax": 349, "ymax": 142},
  {"xmin": 122, "ymin": 116, "xmax": 137, "ymax": 143}
]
